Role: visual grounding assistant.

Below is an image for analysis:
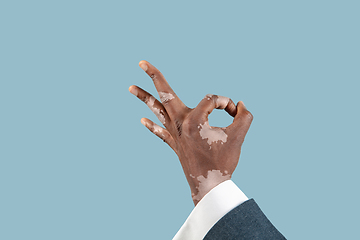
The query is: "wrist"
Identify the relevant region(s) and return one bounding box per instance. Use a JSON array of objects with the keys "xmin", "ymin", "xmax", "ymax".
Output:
[{"xmin": 188, "ymin": 170, "xmax": 231, "ymax": 205}]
